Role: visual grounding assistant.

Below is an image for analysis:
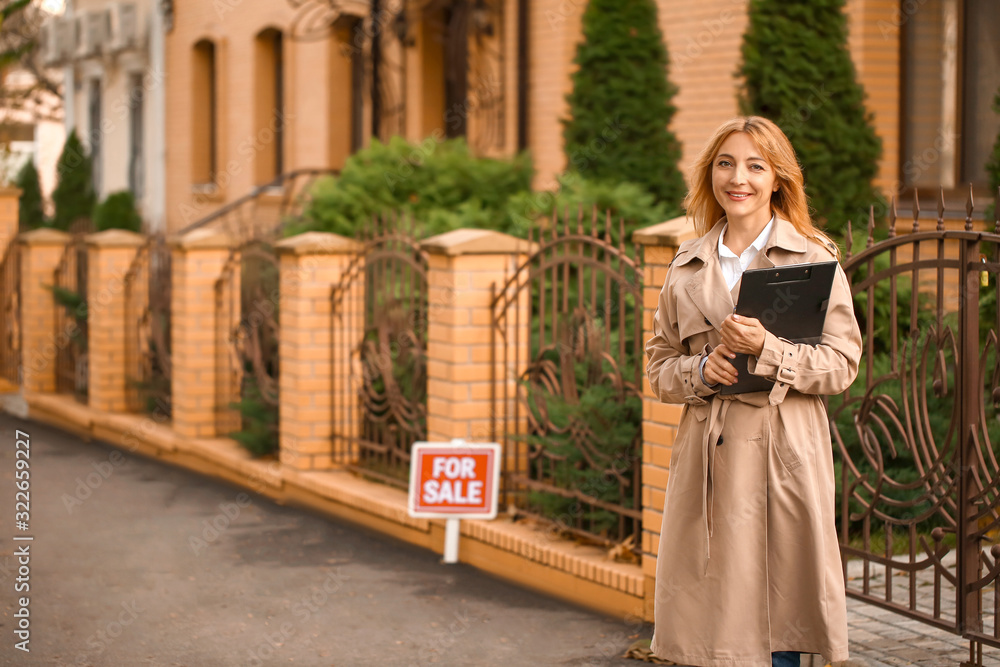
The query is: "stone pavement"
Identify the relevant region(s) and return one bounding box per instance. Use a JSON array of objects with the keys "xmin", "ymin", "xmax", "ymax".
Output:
[{"xmin": 842, "ymin": 595, "xmax": 999, "ymax": 667}]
